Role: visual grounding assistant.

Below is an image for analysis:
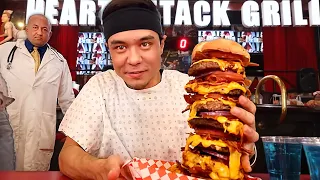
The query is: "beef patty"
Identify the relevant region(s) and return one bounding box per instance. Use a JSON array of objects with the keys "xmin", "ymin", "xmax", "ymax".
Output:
[
  {"xmin": 188, "ymin": 61, "xmax": 221, "ymax": 76},
  {"xmin": 192, "ymin": 98, "xmax": 233, "ymax": 112},
  {"xmin": 189, "ymin": 118, "xmax": 224, "ymax": 130}
]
